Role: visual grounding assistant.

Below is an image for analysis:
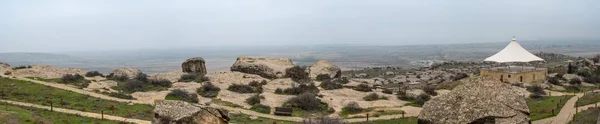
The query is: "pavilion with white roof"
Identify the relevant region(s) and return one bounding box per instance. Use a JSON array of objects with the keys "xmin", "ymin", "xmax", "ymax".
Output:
[{"xmin": 480, "ymin": 37, "xmax": 548, "ymax": 83}]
